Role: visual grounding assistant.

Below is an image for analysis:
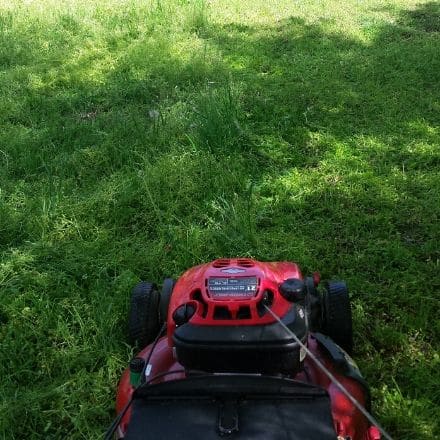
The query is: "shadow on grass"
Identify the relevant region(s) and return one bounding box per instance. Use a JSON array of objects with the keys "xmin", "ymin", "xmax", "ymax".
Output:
[
  {"xmin": 0, "ymin": 2, "xmax": 439, "ymax": 439},
  {"xmin": 402, "ymin": 1, "xmax": 440, "ymax": 33}
]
